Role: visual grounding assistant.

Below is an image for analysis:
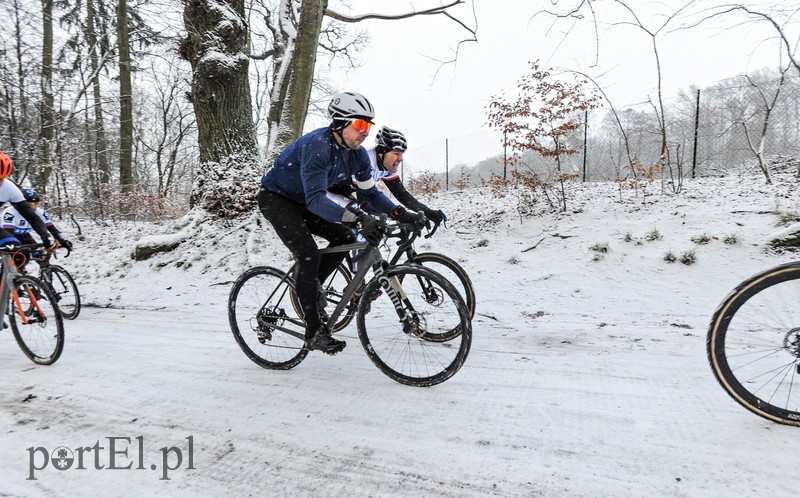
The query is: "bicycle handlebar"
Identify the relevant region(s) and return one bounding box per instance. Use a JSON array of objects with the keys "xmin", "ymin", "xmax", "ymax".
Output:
[
  {"xmin": 0, "ymin": 242, "xmax": 70, "ymax": 262},
  {"xmin": 424, "ymin": 218, "xmax": 444, "ymax": 239}
]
